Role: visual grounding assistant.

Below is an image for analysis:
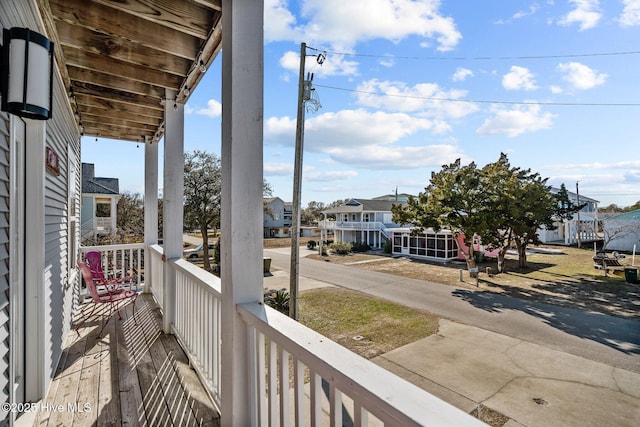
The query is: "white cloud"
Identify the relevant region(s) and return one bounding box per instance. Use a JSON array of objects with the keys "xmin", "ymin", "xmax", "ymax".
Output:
[
  {"xmin": 355, "ymin": 79, "xmax": 479, "ymax": 119},
  {"xmin": 557, "ymin": 62, "xmax": 607, "ymax": 90},
  {"xmin": 323, "ymin": 144, "xmax": 466, "ymax": 169},
  {"xmin": 264, "ymin": 0, "xmax": 301, "ymax": 42},
  {"xmin": 546, "ymin": 160, "xmax": 640, "ymax": 170},
  {"xmin": 194, "ymin": 99, "xmax": 221, "ymax": 118},
  {"xmin": 452, "ymin": 67, "xmax": 473, "ymax": 82},
  {"xmin": 279, "ymin": 50, "xmax": 359, "ymax": 77},
  {"xmin": 305, "ymin": 170, "xmax": 359, "ymax": 181},
  {"xmin": 513, "ymin": 4, "xmax": 539, "ymax": 19},
  {"xmin": 266, "ymin": 0, "xmax": 461, "ymax": 52},
  {"xmin": 476, "ymin": 104, "xmax": 556, "ymax": 137},
  {"xmin": 550, "ymin": 85, "xmax": 563, "ymax": 94},
  {"xmin": 558, "ymin": 0, "xmax": 601, "ymax": 30},
  {"xmin": 502, "ymin": 66, "xmax": 538, "ymax": 91},
  {"xmin": 264, "ymin": 162, "xmax": 294, "ymax": 176},
  {"xmin": 265, "ymin": 109, "xmax": 464, "ymax": 169},
  {"xmin": 619, "ymin": 0, "xmax": 640, "ymax": 26}
]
